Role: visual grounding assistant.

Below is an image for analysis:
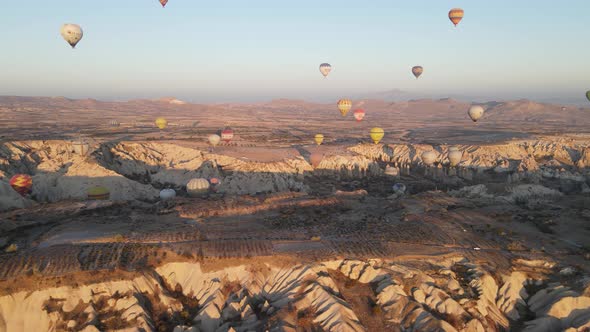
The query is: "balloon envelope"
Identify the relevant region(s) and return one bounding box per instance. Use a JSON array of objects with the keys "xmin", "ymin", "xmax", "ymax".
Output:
[
  {"xmin": 9, "ymin": 174, "xmax": 32, "ymax": 197},
  {"xmin": 159, "ymin": 0, "xmax": 168, "ymax": 7},
  {"xmin": 160, "ymin": 189, "xmax": 176, "ymax": 200},
  {"xmin": 208, "ymin": 134, "xmax": 221, "ymax": 147},
  {"xmin": 370, "ymin": 128, "xmax": 384, "ymax": 144},
  {"xmin": 310, "ymin": 152, "xmax": 324, "ymax": 168},
  {"xmin": 353, "ymin": 109, "xmax": 365, "ymax": 122},
  {"xmin": 155, "ymin": 117, "xmax": 168, "ymax": 130},
  {"xmin": 319, "ymin": 63, "xmax": 332, "ymax": 78},
  {"xmin": 468, "ymin": 105, "xmax": 485, "ymax": 122},
  {"xmin": 337, "ymin": 99, "xmax": 352, "ymax": 117},
  {"xmin": 60, "ymin": 24, "xmax": 83, "ymax": 48},
  {"xmin": 314, "ymin": 134, "xmax": 324, "ymax": 145},
  {"xmin": 221, "ymin": 128, "xmax": 234, "ymax": 143},
  {"xmin": 412, "ymin": 66, "xmax": 423, "ymax": 79},
  {"xmin": 88, "ymin": 186, "xmax": 110, "ymax": 200},
  {"xmin": 448, "ymin": 8, "xmax": 464, "ymax": 26},
  {"xmin": 421, "ymin": 151, "xmax": 437, "ymax": 166},
  {"xmin": 393, "ymin": 183, "xmax": 406, "ymax": 195},
  {"xmin": 586, "ymin": 90, "xmax": 590, "ymax": 102},
  {"xmin": 448, "ymin": 150, "xmax": 463, "ymax": 166},
  {"xmin": 187, "ymin": 178, "xmax": 210, "ymax": 197}
]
